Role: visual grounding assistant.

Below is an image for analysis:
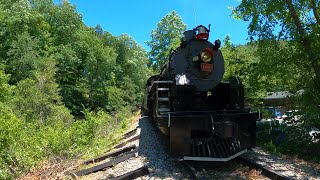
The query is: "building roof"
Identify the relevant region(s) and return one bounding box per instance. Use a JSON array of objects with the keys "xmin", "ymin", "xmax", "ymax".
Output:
[
  {"xmin": 265, "ymin": 91, "xmax": 292, "ymax": 100},
  {"xmin": 265, "ymin": 90, "xmax": 304, "ymax": 100}
]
